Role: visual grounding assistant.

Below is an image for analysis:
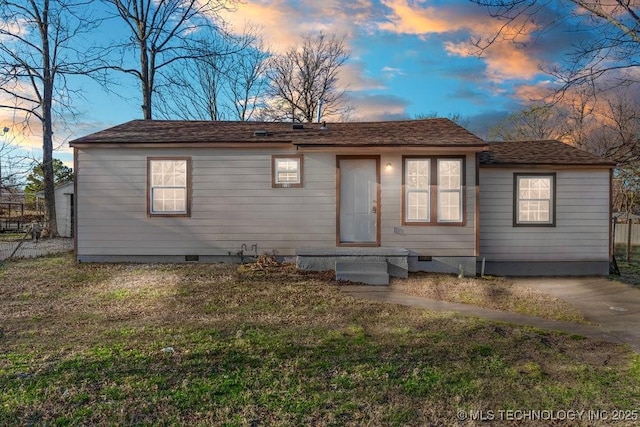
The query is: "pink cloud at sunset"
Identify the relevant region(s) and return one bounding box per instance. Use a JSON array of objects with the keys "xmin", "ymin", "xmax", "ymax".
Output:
[{"xmin": 379, "ymin": 0, "xmax": 542, "ymax": 81}]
